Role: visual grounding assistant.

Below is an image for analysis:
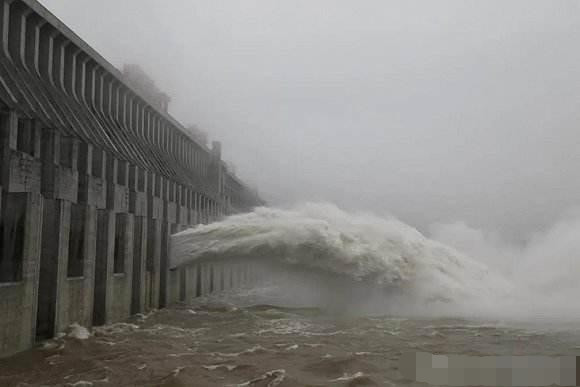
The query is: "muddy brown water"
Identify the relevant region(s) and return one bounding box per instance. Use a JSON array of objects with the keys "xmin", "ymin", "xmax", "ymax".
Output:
[{"xmin": 2, "ymin": 289, "xmax": 580, "ymax": 387}]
